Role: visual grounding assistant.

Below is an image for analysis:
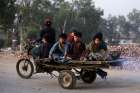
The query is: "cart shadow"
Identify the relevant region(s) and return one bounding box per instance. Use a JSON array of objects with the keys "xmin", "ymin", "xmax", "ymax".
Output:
[
  {"xmin": 75, "ymin": 79, "xmax": 135, "ymax": 90},
  {"xmin": 27, "ymin": 74, "xmax": 139, "ymax": 90}
]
